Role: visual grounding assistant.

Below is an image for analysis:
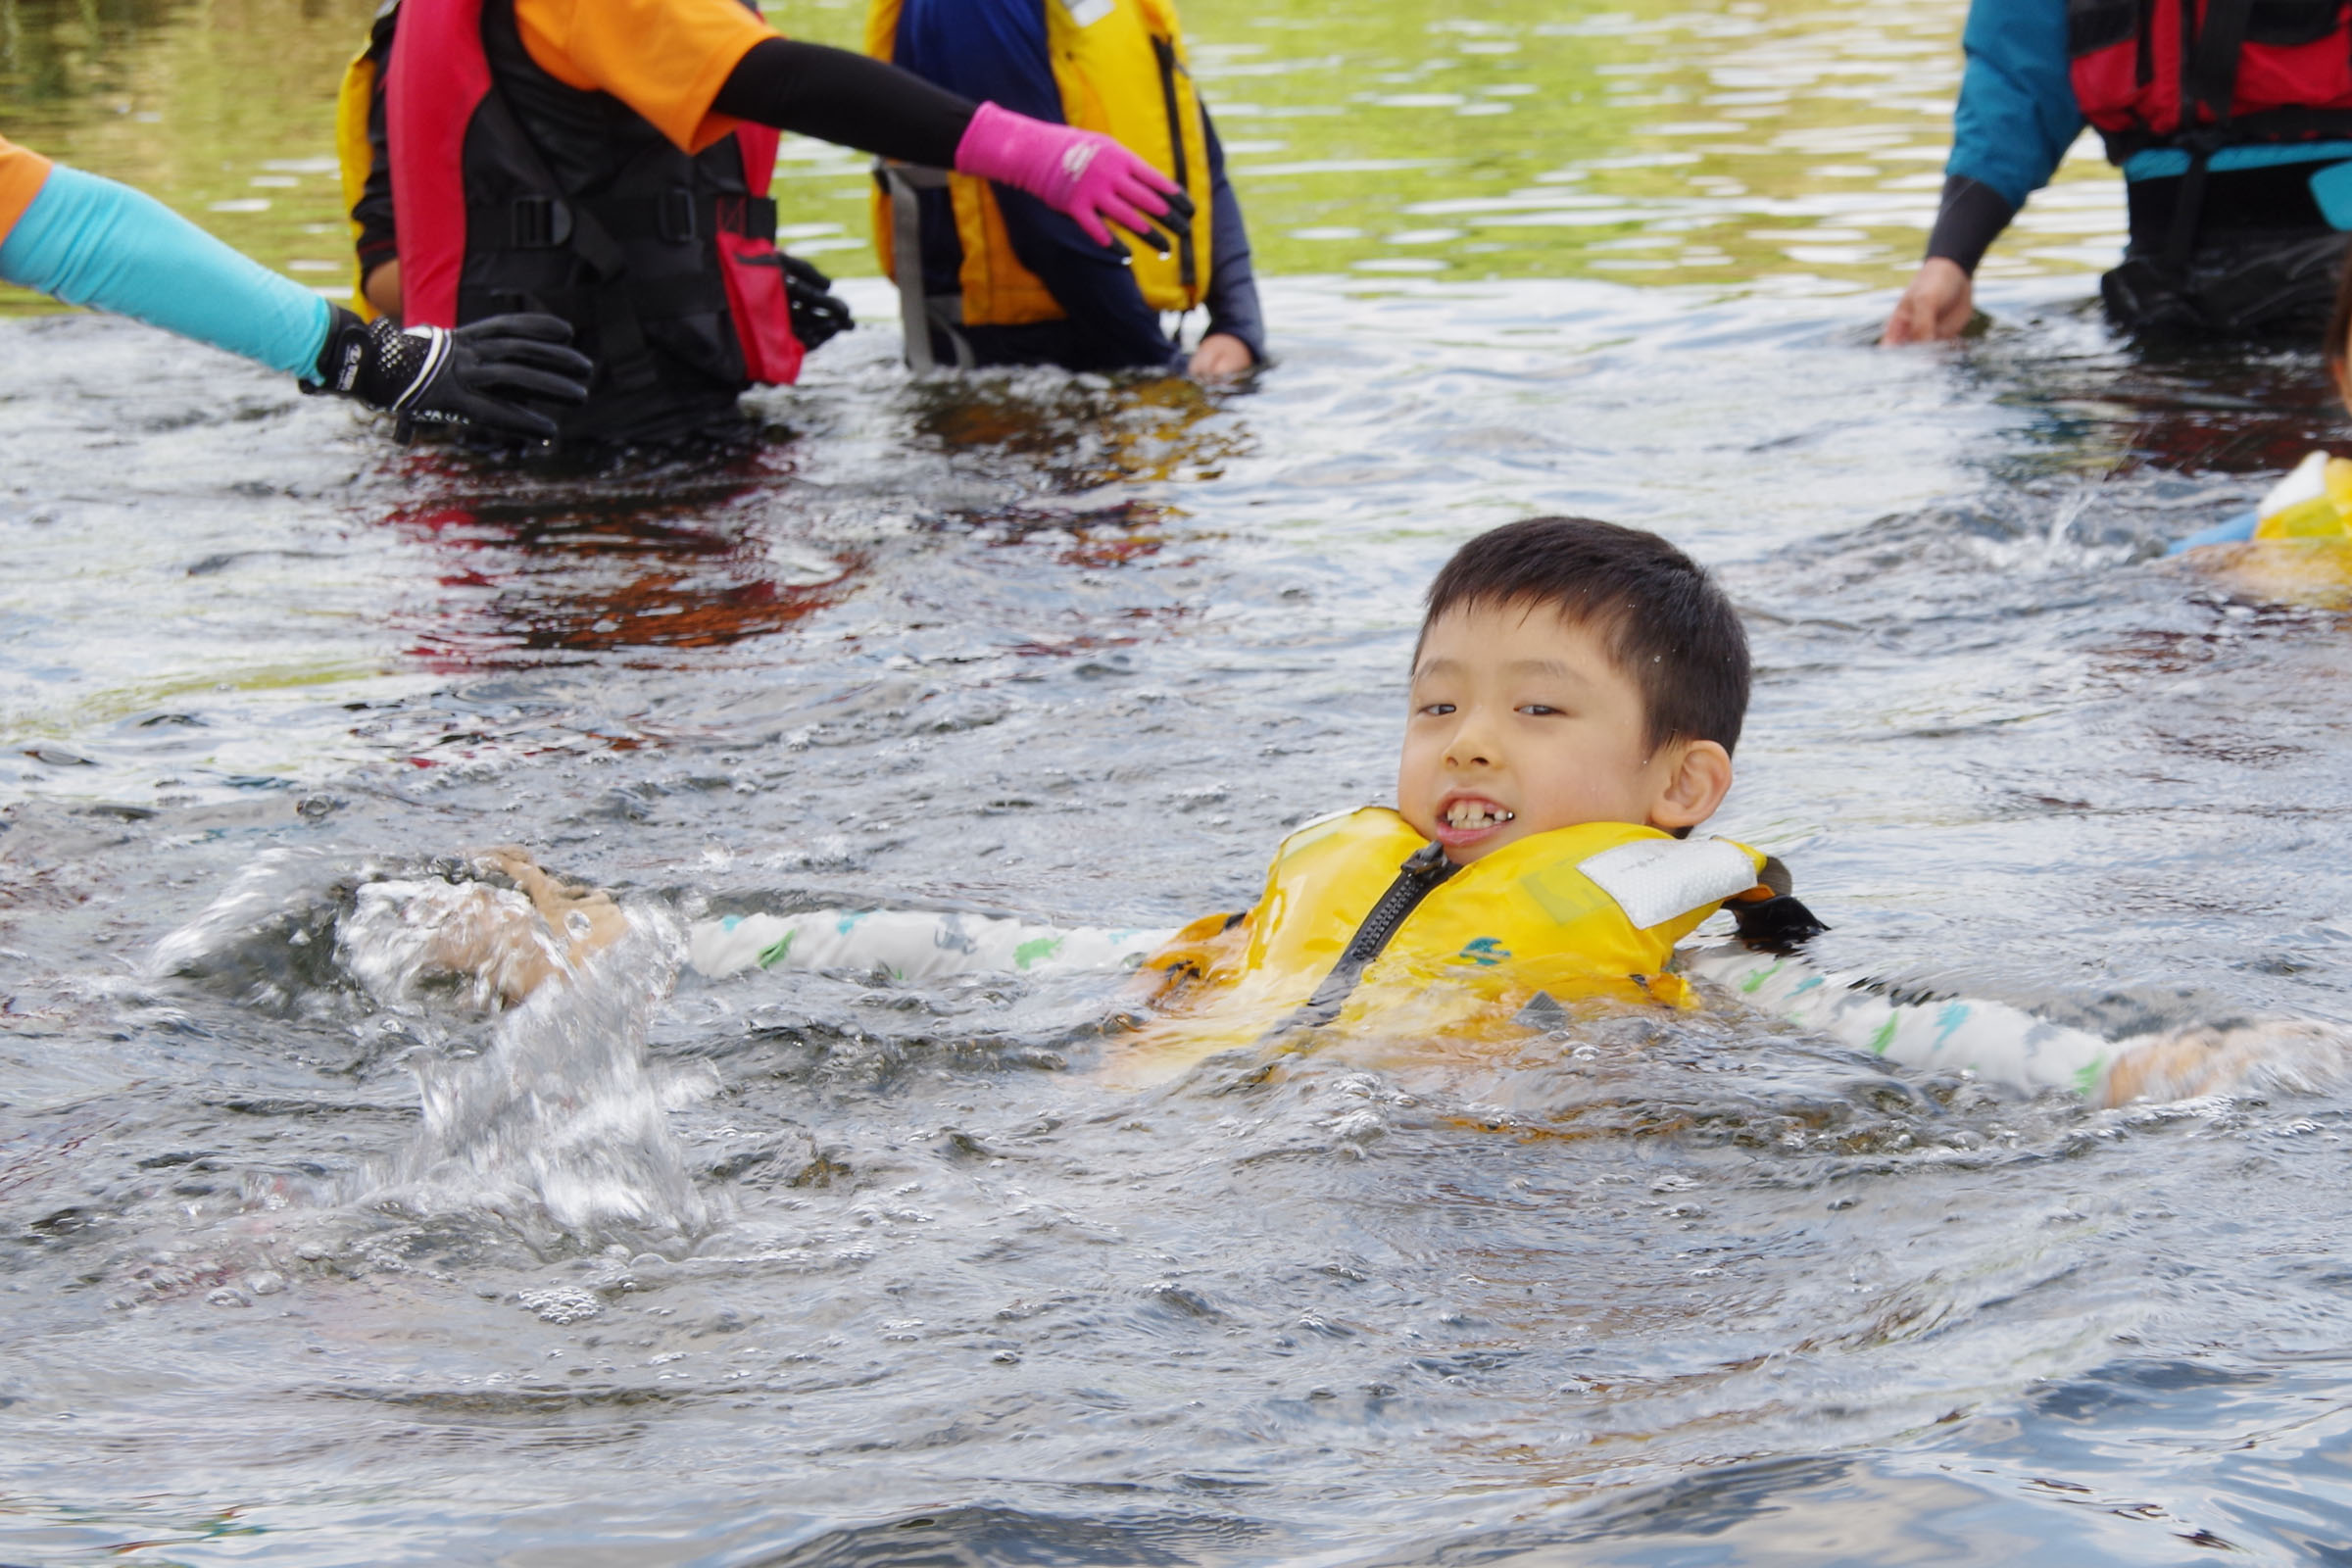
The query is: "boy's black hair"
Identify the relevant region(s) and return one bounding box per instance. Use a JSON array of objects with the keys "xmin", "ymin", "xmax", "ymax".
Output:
[{"xmin": 1419, "ymin": 516, "xmax": 1750, "ymax": 756}]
